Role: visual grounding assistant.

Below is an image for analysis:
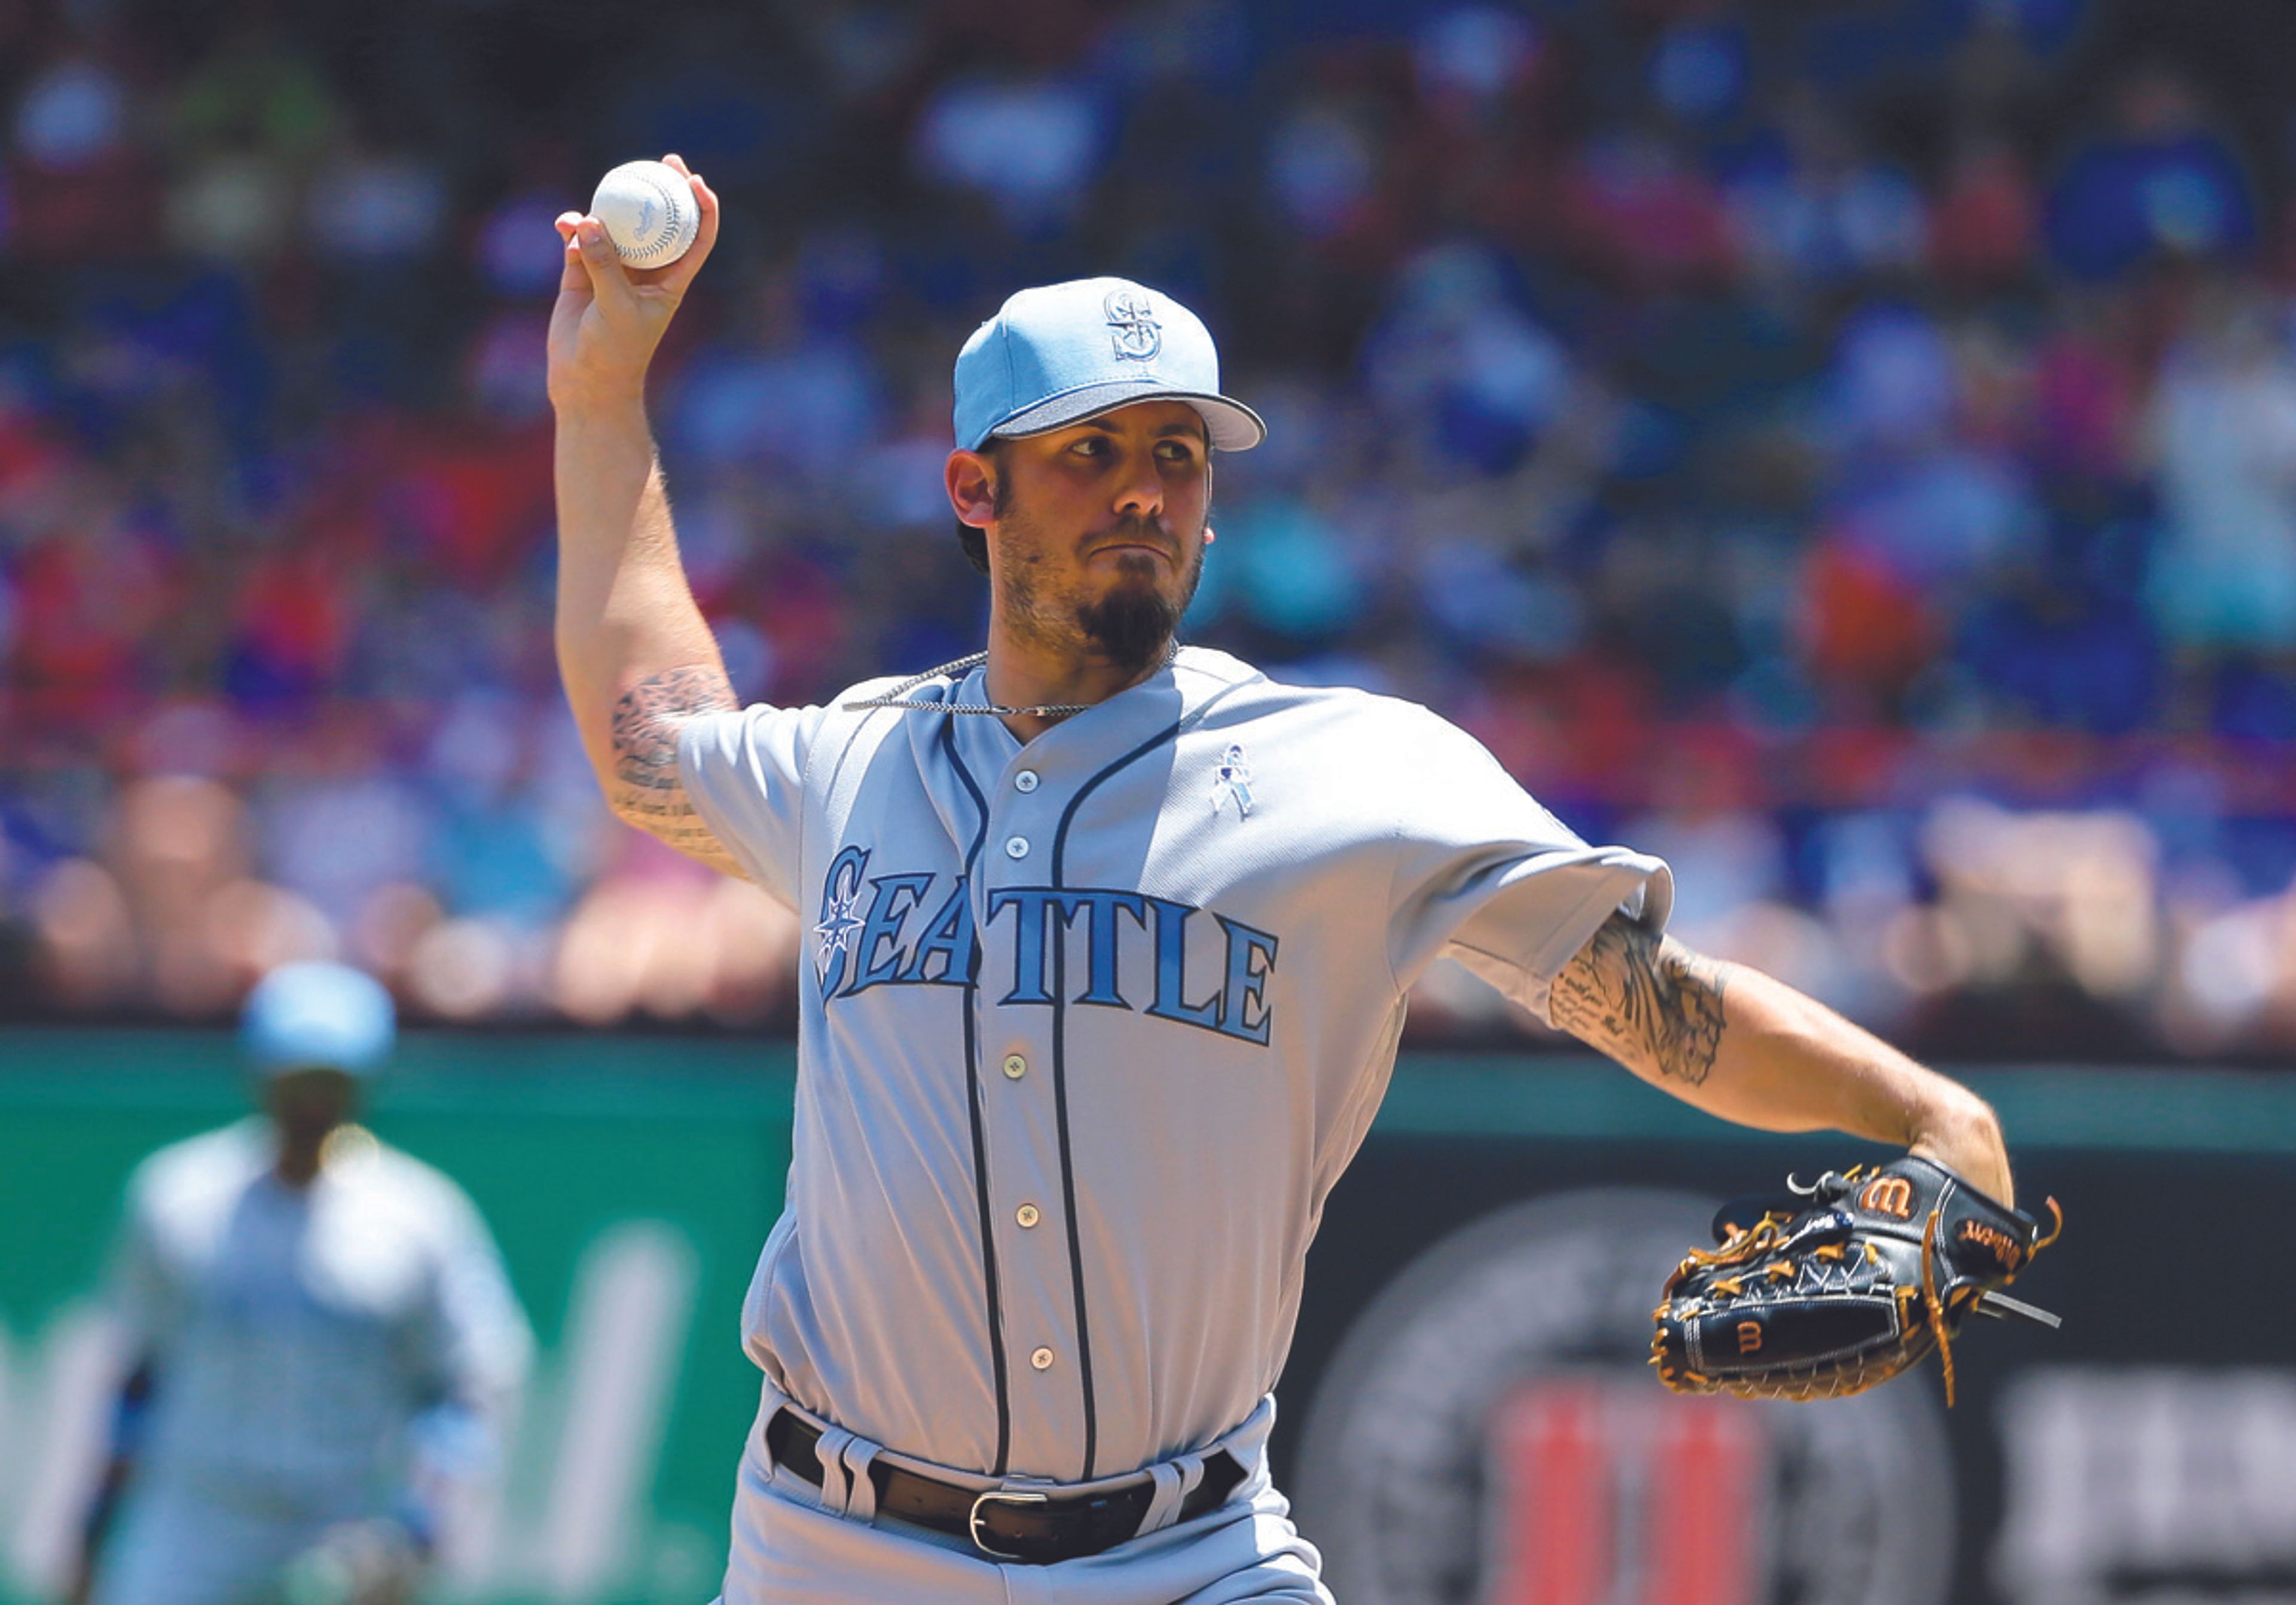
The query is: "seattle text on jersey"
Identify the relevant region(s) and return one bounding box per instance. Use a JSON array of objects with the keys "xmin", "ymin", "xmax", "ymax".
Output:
[{"xmin": 811, "ymin": 846, "xmax": 1279, "ymax": 1047}]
